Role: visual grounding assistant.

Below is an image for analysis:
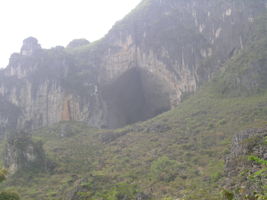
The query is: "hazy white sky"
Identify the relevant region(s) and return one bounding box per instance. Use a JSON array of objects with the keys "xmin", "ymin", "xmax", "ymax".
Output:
[{"xmin": 0, "ymin": 0, "xmax": 142, "ymax": 68}]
